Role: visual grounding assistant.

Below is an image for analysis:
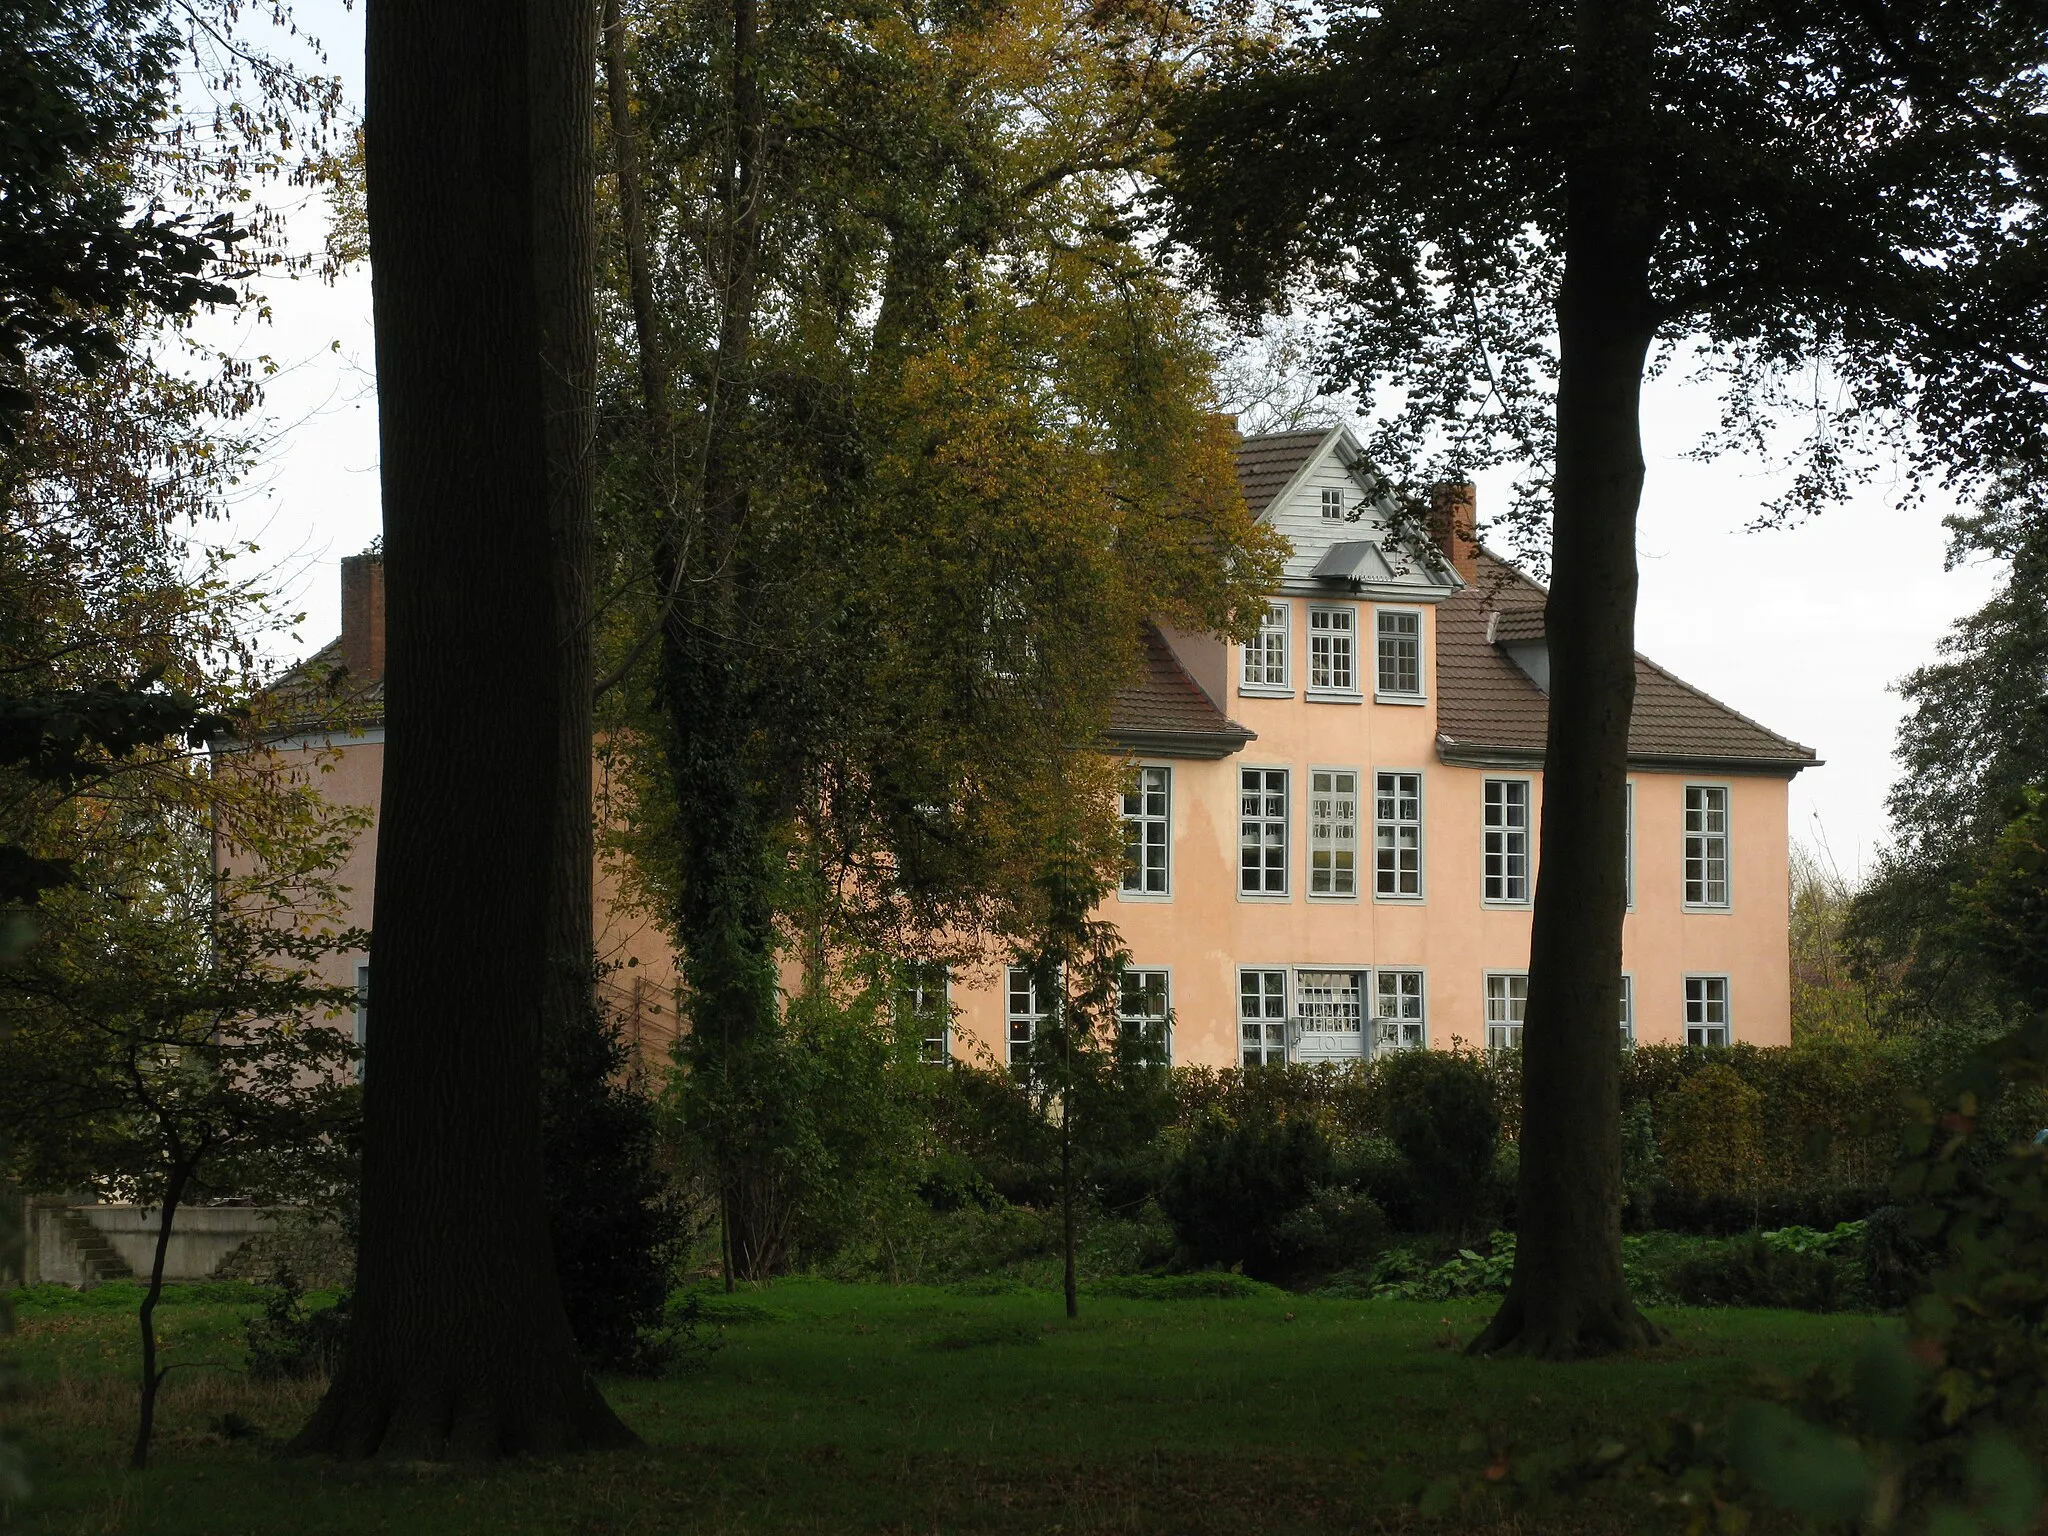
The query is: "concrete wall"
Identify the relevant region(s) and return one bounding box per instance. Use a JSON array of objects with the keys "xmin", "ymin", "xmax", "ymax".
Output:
[{"xmin": 23, "ymin": 1202, "xmax": 321, "ymax": 1288}]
